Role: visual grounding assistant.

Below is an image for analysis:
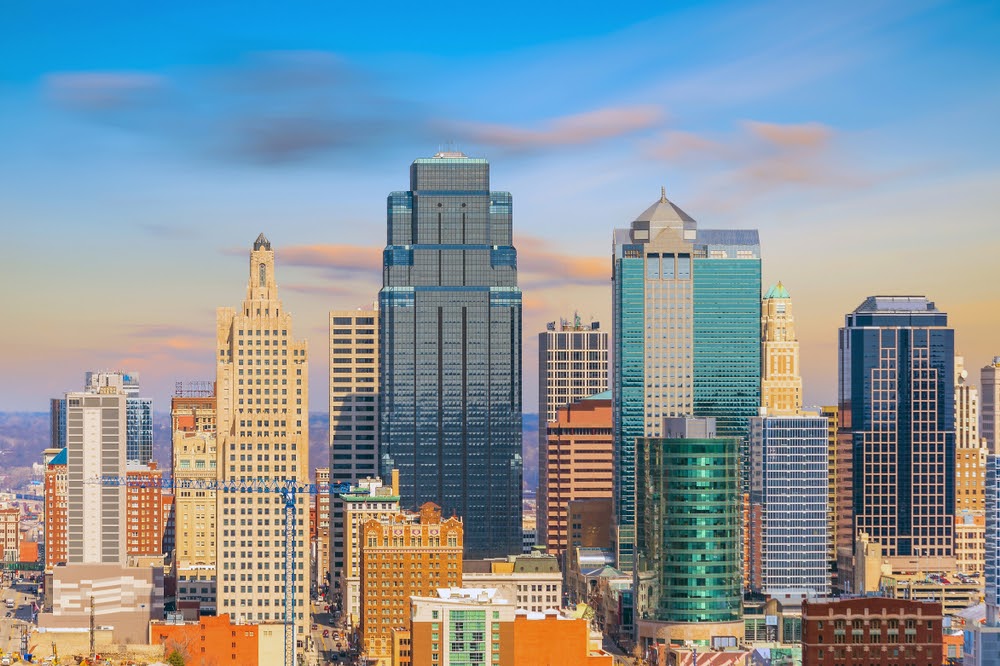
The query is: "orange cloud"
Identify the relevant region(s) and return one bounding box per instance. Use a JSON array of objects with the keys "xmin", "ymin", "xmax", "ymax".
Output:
[
  {"xmin": 279, "ymin": 244, "xmax": 383, "ymax": 272},
  {"xmin": 516, "ymin": 236, "xmax": 608, "ymax": 285},
  {"xmin": 453, "ymin": 105, "xmax": 665, "ymax": 151},
  {"xmin": 744, "ymin": 120, "xmax": 832, "ymax": 148}
]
